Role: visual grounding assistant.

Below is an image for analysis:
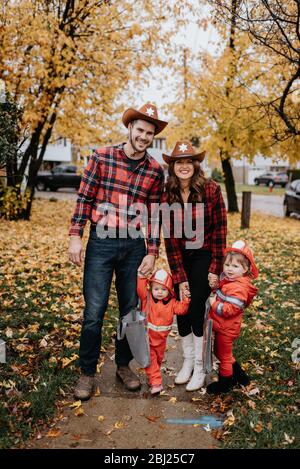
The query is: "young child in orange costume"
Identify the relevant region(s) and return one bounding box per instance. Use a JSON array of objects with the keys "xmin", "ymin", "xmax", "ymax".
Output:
[
  {"xmin": 207, "ymin": 240, "xmax": 259, "ymax": 394},
  {"xmin": 137, "ymin": 269, "xmax": 189, "ymax": 395}
]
